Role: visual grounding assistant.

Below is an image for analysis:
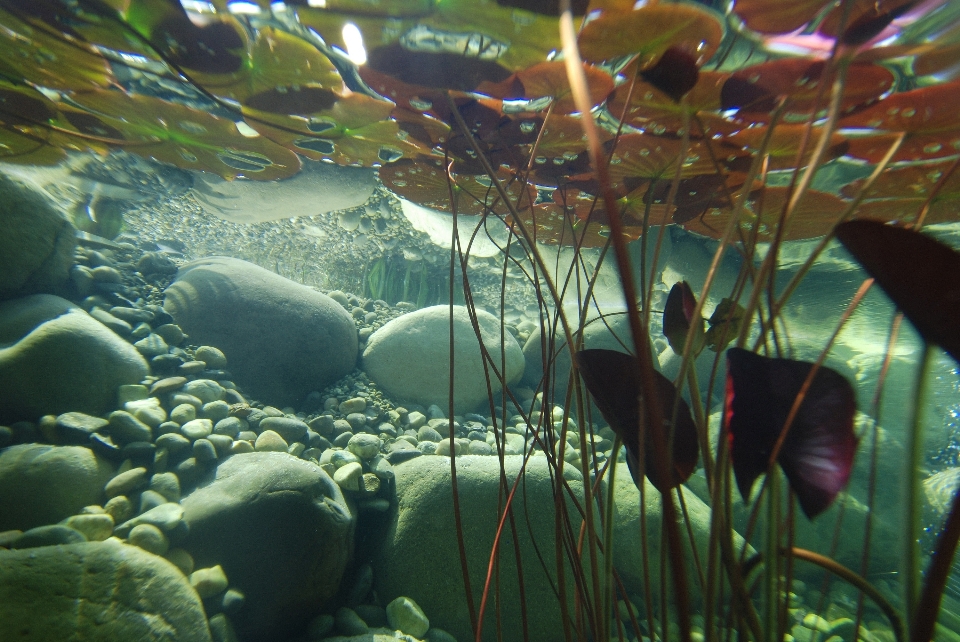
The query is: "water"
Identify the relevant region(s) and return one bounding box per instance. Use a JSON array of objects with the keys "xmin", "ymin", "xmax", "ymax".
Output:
[{"xmin": 2, "ymin": 0, "xmax": 960, "ymax": 641}]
